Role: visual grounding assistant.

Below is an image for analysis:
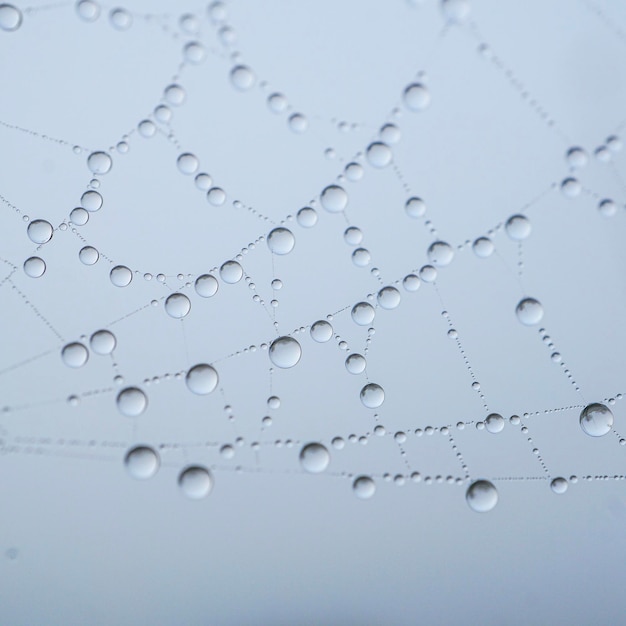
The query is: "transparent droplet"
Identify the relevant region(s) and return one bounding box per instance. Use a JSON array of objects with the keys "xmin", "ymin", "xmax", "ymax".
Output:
[
  {"xmin": 178, "ymin": 466, "xmax": 213, "ymax": 499},
  {"xmin": 345, "ymin": 353, "xmax": 366, "ymax": 374},
  {"xmin": 550, "ymin": 477, "xmax": 568, "ymax": 494},
  {"xmin": 183, "ymin": 41, "xmax": 206, "ymax": 64},
  {"xmin": 320, "ymin": 185, "xmax": 348, "ymax": 213},
  {"xmin": 164, "ymin": 83, "xmax": 186, "ymax": 106},
  {"xmin": 87, "ymin": 151, "xmax": 112, "ymax": 175},
  {"xmin": 185, "ymin": 364, "xmax": 219, "ymax": 395},
  {"xmin": 473, "ymin": 237, "xmax": 494, "ymax": 258},
  {"xmin": 208, "ymin": 1, "xmax": 227, "ymax": 22},
  {"xmin": 485, "ymin": 413, "xmax": 504, "ymax": 434},
  {"xmin": 230, "ymin": 64, "xmax": 255, "ymax": 90},
  {"xmin": 607, "ymin": 135, "xmax": 623, "ymax": 152},
  {"xmin": 579, "ymin": 403, "xmax": 613, "ymax": 437},
  {"xmin": 380, "ymin": 123, "xmax": 401, "ymax": 145},
  {"xmin": 109, "ymin": 7, "xmax": 132, "ymax": 30},
  {"xmin": 0, "ymin": 4, "xmax": 22, "ymax": 31},
  {"xmin": 154, "ymin": 104, "xmax": 172, "ymax": 122},
  {"xmin": 164, "ymin": 293, "xmax": 191, "ymax": 318},
  {"xmin": 366, "ymin": 142, "xmax": 392, "ymax": 168},
  {"xmin": 296, "ymin": 207, "xmax": 317, "ymax": 228},
  {"xmin": 427, "ymin": 241, "xmax": 454, "ymax": 267},
  {"xmin": 353, "ymin": 475, "xmax": 376, "ymax": 499},
  {"xmin": 195, "ymin": 274, "xmax": 219, "ymax": 297},
  {"xmin": 403, "ymin": 274, "xmax": 421, "ymax": 292},
  {"xmin": 299, "ymin": 442, "xmax": 330, "ymax": 473},
  {"xmin": 403, "ymin": 83, "xmax": 431, "ymax": 111},
  {"xmin": 267, "ymin": 92, "xmax": 288, "ymax": 113},
  {"xmin": 566, "ymin": 147, "xmax": 588, "ymax": 169},
  {"xmin": 79, "ymin": 246, "xmax": 99, "ymax": 265},
  {"xmin": 441, "ymin": 0, "xmax": 471, "ymax": 24},
  {"xmin": 267, "ymin": 227, "xmax": 295, "ymax": 255},
  {"xmin": 515, "ymin": 297, "xmax": 543, "ymax": 325},
  {"xmin": 344, "ymin": 162, "xmax": 364, "ymax": 182},
  {"xmin": 310, "ymin": 320, "xmax": 333, "ymax": 343},
  {"xmin": 419, "ymin": 265, "xmax": 437, "ymax": 282},
  {"xmin": 466, "ymin": 479, "xmax": 498, "ymax": 512},
  {"xmin": 124, "ymin": 446, "xmax": 159, "ymax": 479},
  {"xmin": 220, "ymin": 444, "xmax": 235, "ymax": 459},
  {"xmin": 61, "ymin": 342, "xmax": 89, "ymax": 368},
  {"xmin": 110, "ymin": 265, "xmax": 133, "ymax": 287},
  {"xmin": 343, "ymin": 226, "xmax": 363, "ymax": 245},
  {"xmin": 81, "ymin": 190, "xmax": 103, "ymax": 212},
  {"xmin": 138, "ymin": 119, "xmax": 156, "ymax": 137},
  {"xmin": 360, "ymin": 383, "xmax": 384, "ymax": 408},
  {"xmin": 377, "ymin": 286, "xmax": 401, "ymax": 309},
  {"xmin": 598, "ymin": 199, "xmax": 617, "ymax": 217},
  {"xmin": 352, "ymin": 248, "xmax": 371, "ymax": 267},
  {"xmin": 505, "ymin": 214, "xmax": 531, "ymax": 240},
  {"xmin": 27, "ymin": 220, "xmax": 53, "ymax": 244},
  {"xmin": 595, "ymin": 146, "xmax": 611, "ymax": 163},
  {"xmin": 268, "ymin": 336, "xmax": 302, "ymax": 368},
  {"xmin": 219, "ymin": 260, "xmax": 243, "ymax": 284},
  {"xmin": 176, "ymin": 153, "xmax": 199, "ymax": 175},
  {"xmin": 116, "ymin": 387, "xmax": 148, "ymax": 417},
  {"xmin": 195, "ymin": 173, "xmax": 212, "ymax": 190},
  {"xmin": 15, "ymin": 250, "xmax": 42, "ymax": 279},
  {"xmin": 207, "ymin": 187, "xmax": 226, "ymax": 206},
  {"xmin": 405, "ymin": 197, "xmax": 426, "ymax": 218},
  {"xmin": 76, "ymin": 0, "xmax": 100, "ymax": 22},
  {"xmin": 70, "ymin": 207, "xmax": 89, "ymax": 225},
  {"xmin": 288, "ymin": 113, "xmax": 308, "ymax": 133},
  {"xmin": 561, "ymin": 177, "xmax": 581, "ymax": 198},
  {"xmin": 90, "ymin": 329, "xmax": 116, "ymax": 355},
  {"xmin": 351, "ymin": 302, "xmax": 375, "ymax": 326}
]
